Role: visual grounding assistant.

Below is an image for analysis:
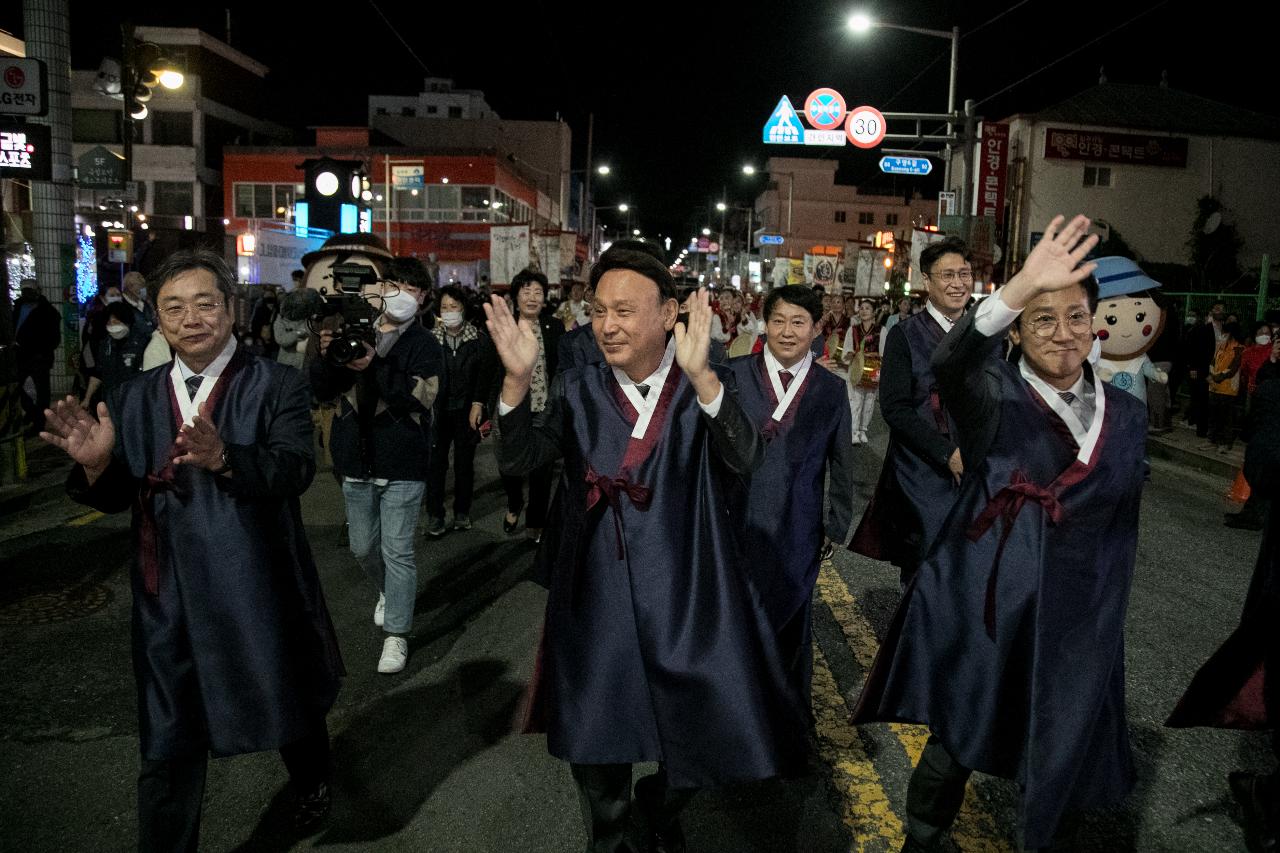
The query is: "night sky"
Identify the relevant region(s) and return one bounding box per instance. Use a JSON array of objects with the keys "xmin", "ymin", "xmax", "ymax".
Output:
[{"xmin": 3, "ymin": 1, "xmax": 1272, "ymax": 250}]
